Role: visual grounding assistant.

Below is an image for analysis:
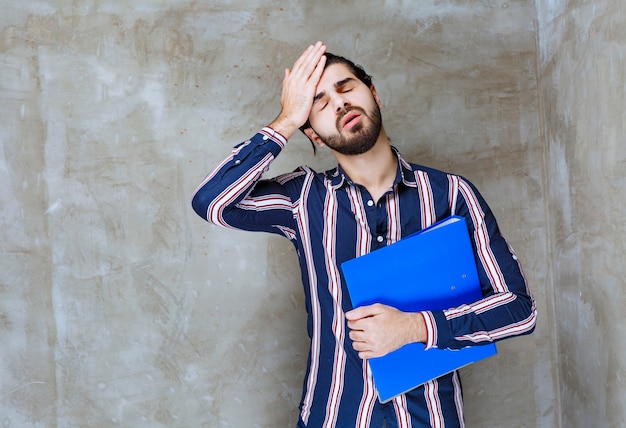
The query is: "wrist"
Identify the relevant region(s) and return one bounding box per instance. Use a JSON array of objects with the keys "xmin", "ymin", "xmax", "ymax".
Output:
[
  {"xmin": 407, "ymin": 312, "xmax": 428, "ymax": 344},
  {"xmin": 269, "ymin": 114, "xmax": 301, "ymax": 140}
]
